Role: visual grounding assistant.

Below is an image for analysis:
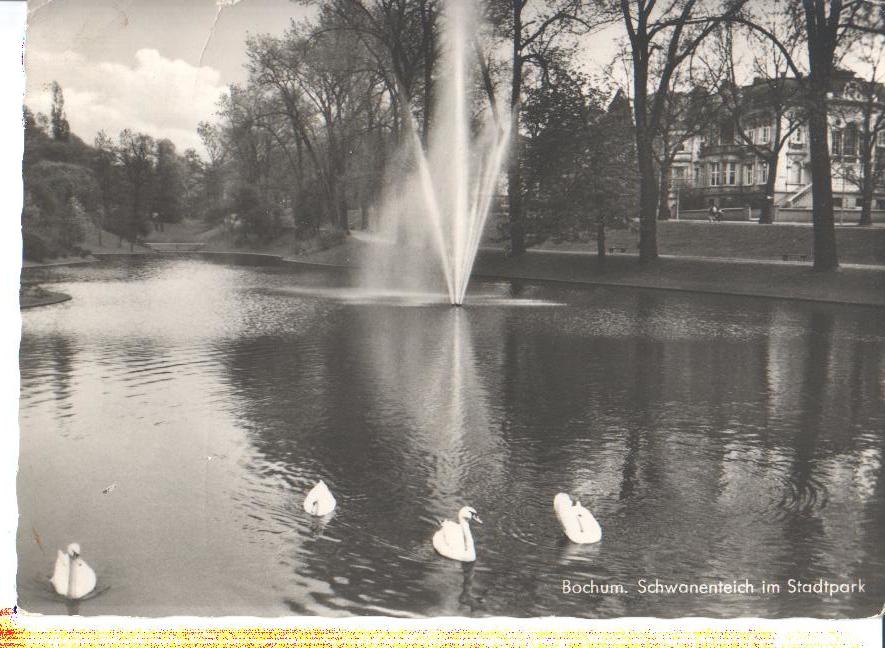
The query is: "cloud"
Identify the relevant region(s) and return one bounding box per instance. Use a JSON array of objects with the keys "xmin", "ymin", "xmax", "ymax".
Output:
[{"xmin": 25, "ymin": 48, "xmax": 228, "ymax": 152}]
